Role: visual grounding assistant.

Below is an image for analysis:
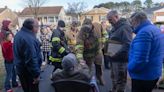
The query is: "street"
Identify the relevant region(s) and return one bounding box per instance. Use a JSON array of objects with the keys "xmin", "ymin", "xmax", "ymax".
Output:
[{"xmin": 9, "ymin": 65, "xmax": 164, "ymax": 92}]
